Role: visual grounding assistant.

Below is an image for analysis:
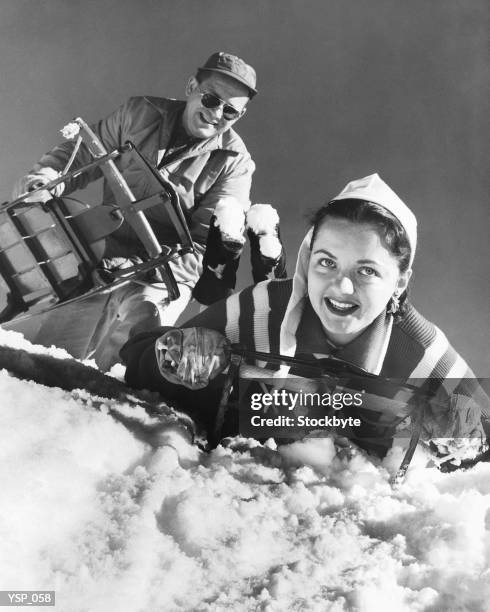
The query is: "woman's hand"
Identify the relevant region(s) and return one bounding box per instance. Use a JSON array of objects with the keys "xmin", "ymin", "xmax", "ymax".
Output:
[
  {"xmin": 421, "ymin": 394, "xmax": 486, "ymax": 462},
  {"xmin": 422, "ymin": 395, "xmax": 483, "ymax": 439},
  {"xmin": 155, "ymin": 327, "xmax": 231, "ymax": 390}
]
